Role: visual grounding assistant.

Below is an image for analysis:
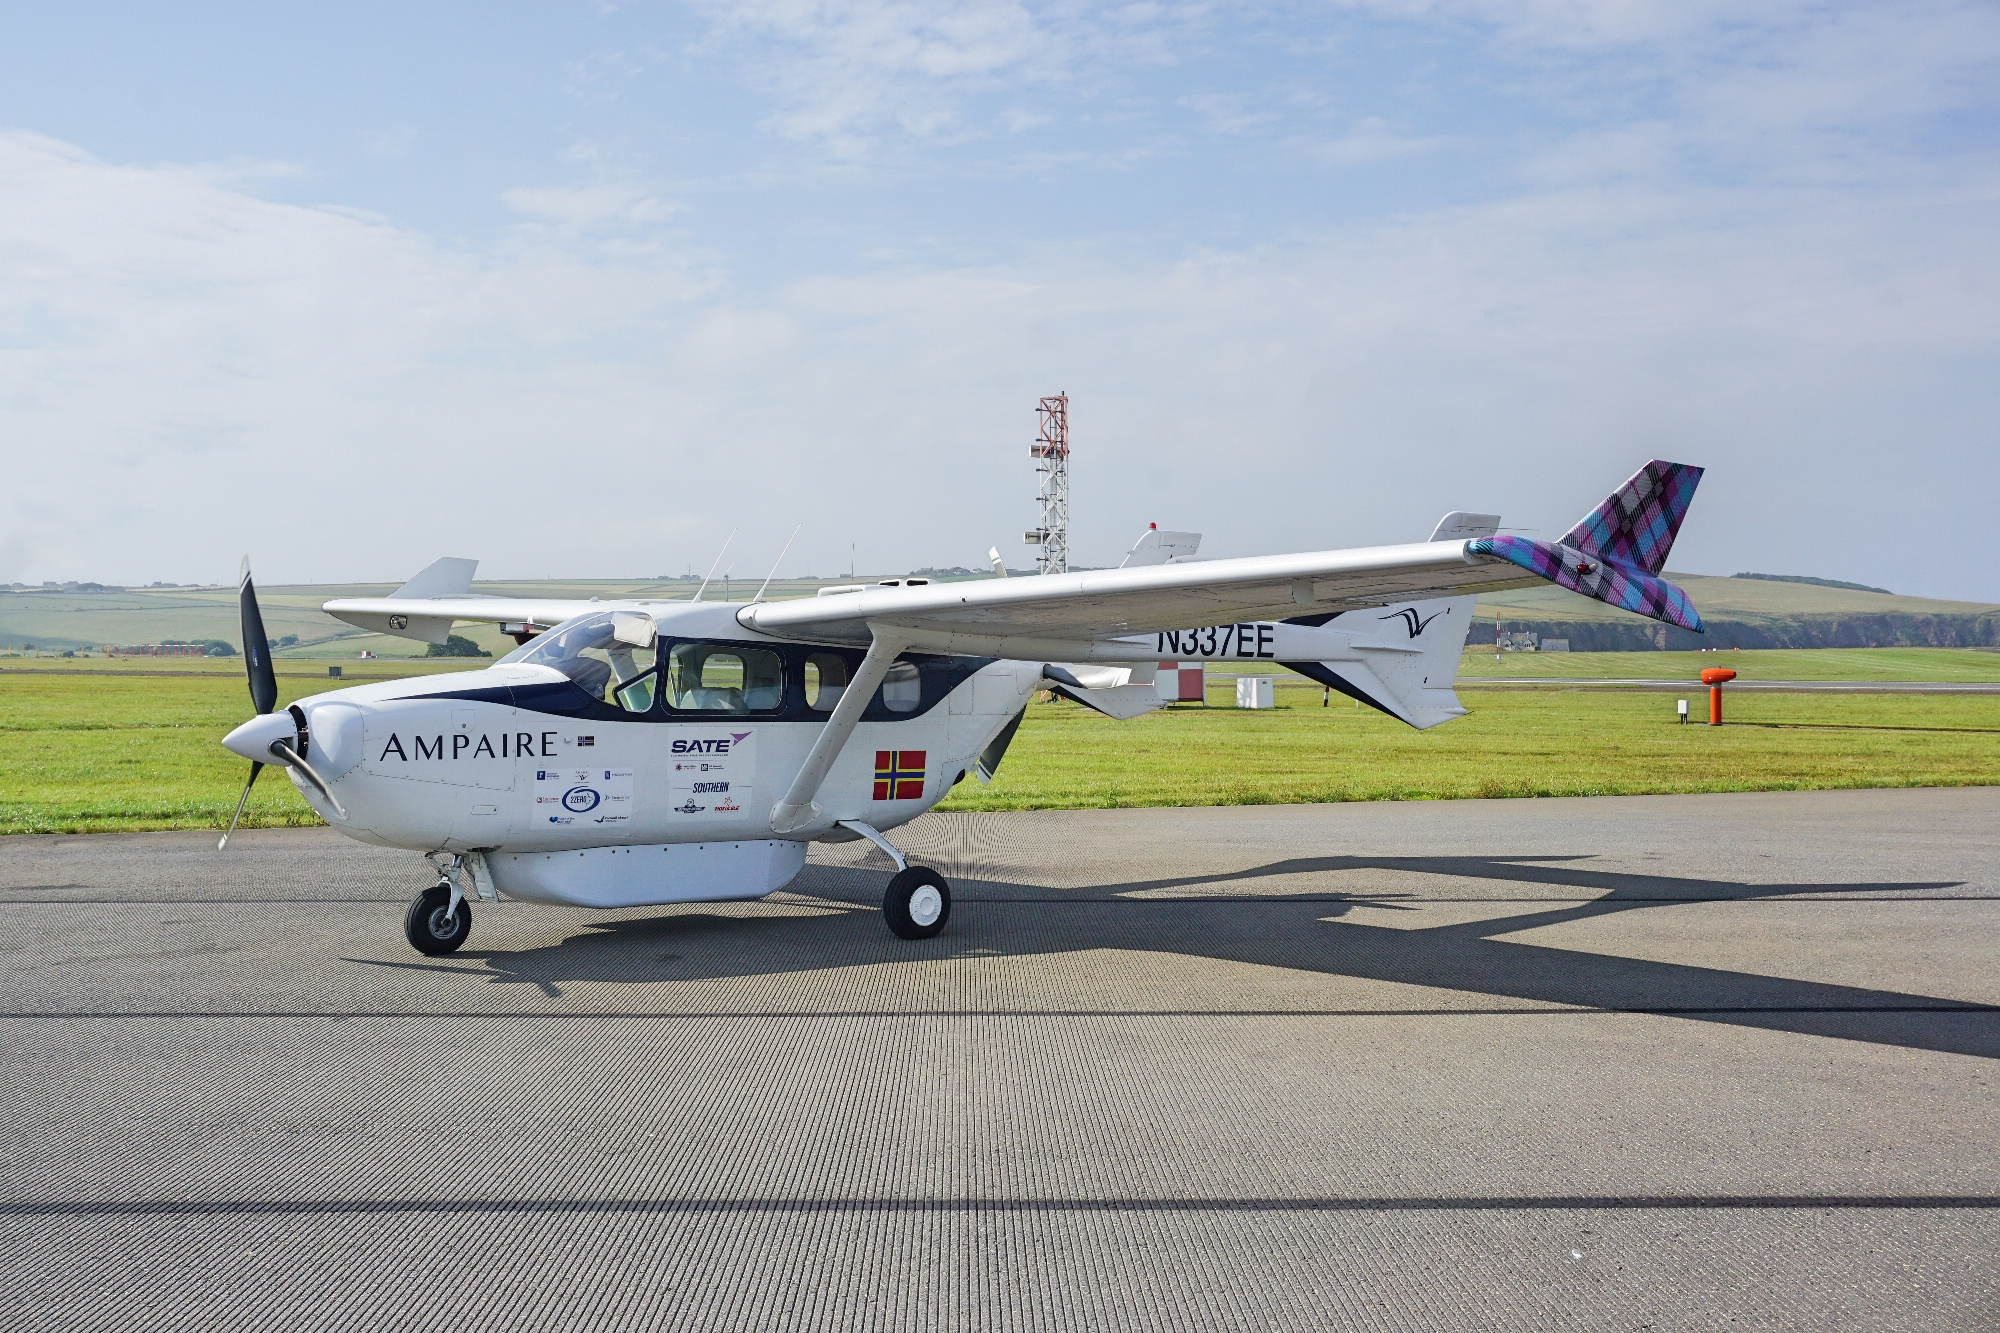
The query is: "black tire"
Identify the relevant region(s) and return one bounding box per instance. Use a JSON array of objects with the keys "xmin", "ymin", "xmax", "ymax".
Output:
[
  {"xmin": 883, "ymin": 865, "xmax": 951, "ymax": 940},
  {"xmin": 405, "ymin": 883, "xmax": 471, "ymax": 955}
]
